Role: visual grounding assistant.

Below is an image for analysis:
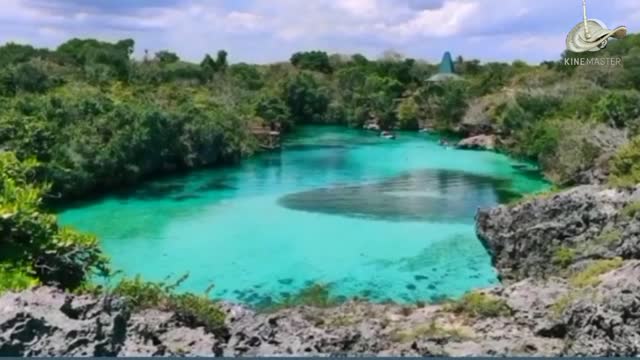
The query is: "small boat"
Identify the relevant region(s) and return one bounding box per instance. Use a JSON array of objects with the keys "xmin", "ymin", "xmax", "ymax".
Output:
[
  {"xmin": 380, "ymin": 131, "xmax": 396, "ymax": 140},
  {"xmin": 419, "ymin": 128, "xmax": 432, "ymax": 133}
]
